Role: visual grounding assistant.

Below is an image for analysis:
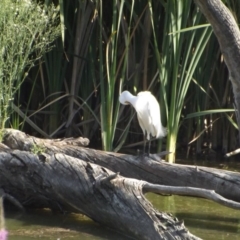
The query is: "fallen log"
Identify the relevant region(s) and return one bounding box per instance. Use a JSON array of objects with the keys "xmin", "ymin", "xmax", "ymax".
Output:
[
  {"xmin": 3, "ymin": 129, "xmax": 240, "ymax": 239},
  {"xmin": 3, "ymin": 129, "xmax": 240, "ymax": 203},
  {"xmin": 0, "ymin": 148, "xmax": 200, "ymax": 240}
]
